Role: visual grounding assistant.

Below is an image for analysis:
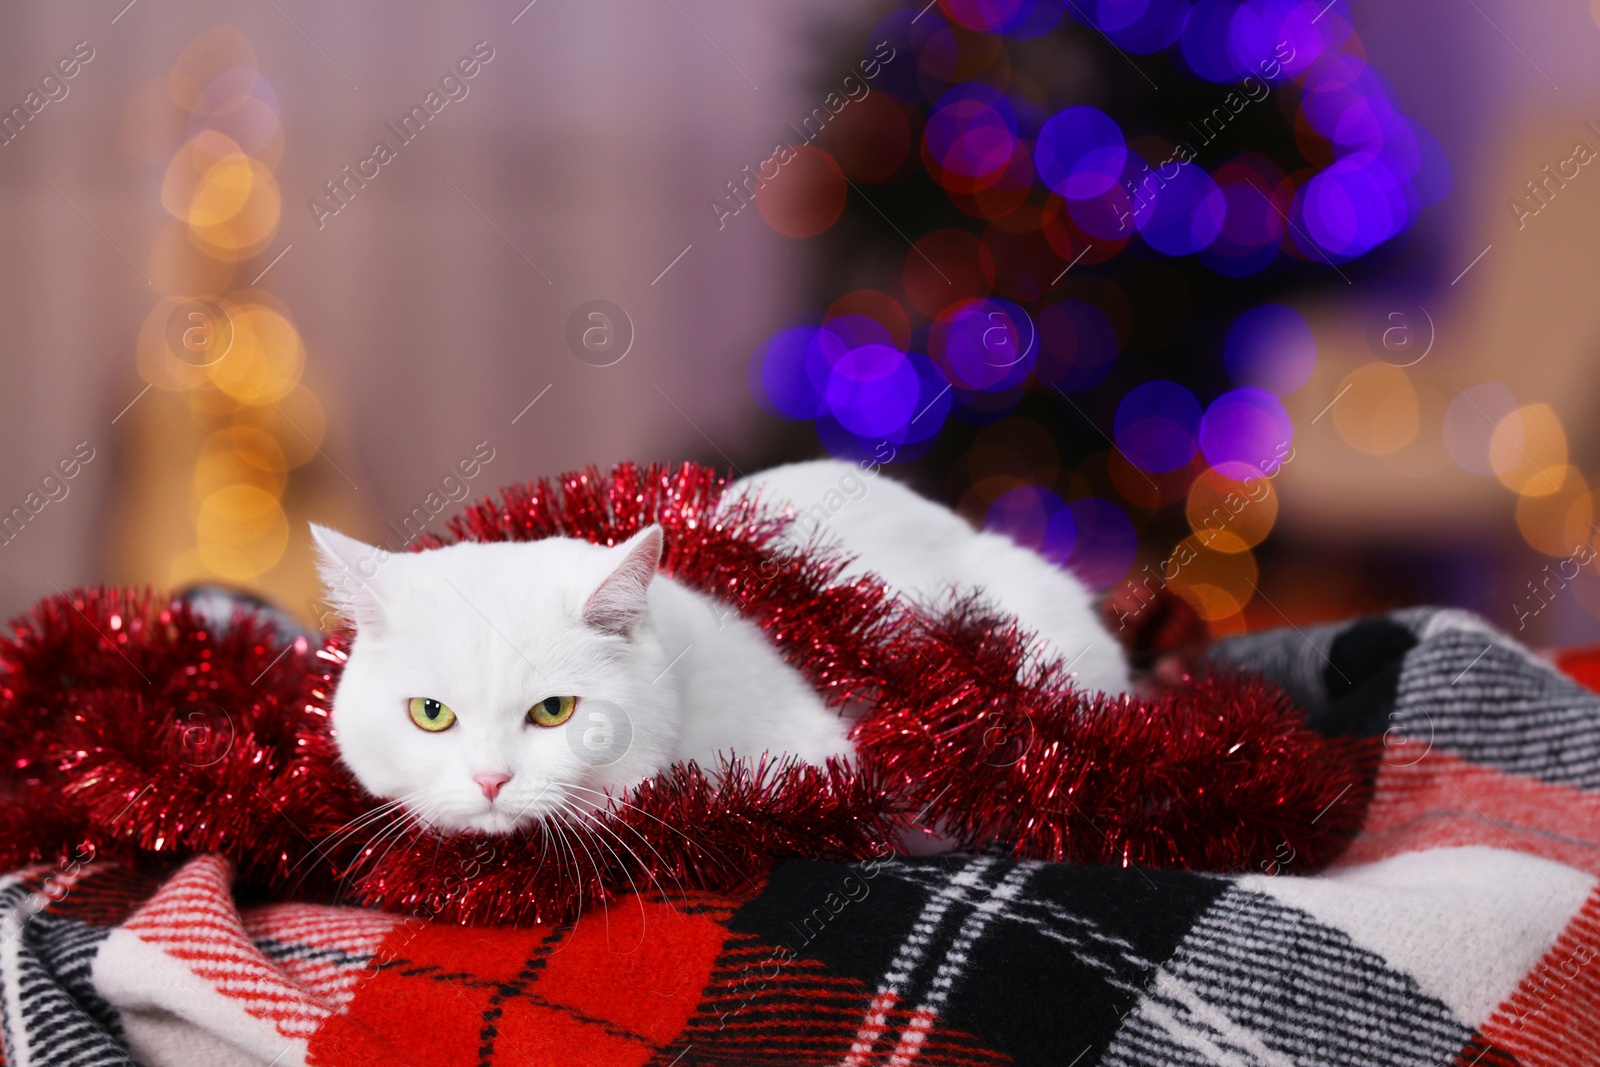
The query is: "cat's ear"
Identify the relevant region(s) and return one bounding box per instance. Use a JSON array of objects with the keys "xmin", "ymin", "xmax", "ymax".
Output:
[
  {"xmin": 583, "ymin": 524, "xmax": 662, "ymax": 637},
  {"xmin": 309, "ymin": 523, "xmax": 391, "ymax": 631}
]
